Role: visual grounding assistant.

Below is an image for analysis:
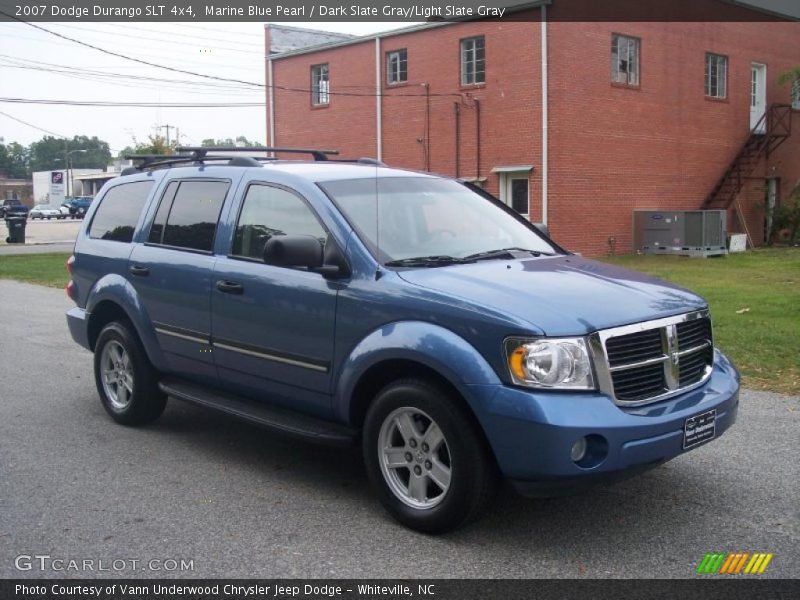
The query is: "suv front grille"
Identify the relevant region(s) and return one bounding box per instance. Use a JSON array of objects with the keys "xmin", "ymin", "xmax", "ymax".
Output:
[{"xmin": 592, "ymin": 311, "xmax": 714, "ymax": 406}]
